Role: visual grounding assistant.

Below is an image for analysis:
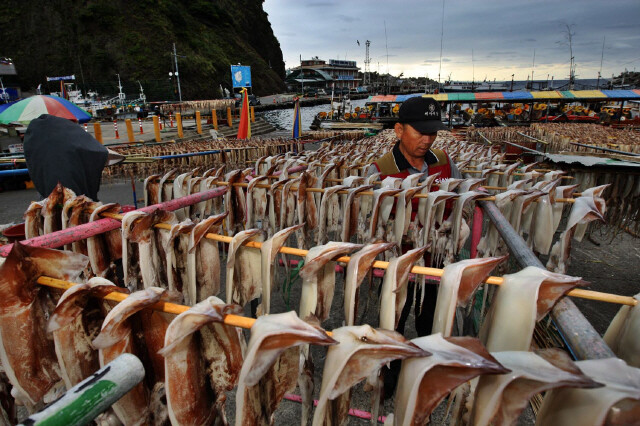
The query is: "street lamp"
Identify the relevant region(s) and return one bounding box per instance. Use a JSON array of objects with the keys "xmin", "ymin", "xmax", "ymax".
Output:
[
  {"xmin": 169, "ymin": 72, "xmax": 179, "ymax": 101},
  {"xmin": 510, "ymin": 74, "xmax": 515, "ymax": 92}
]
